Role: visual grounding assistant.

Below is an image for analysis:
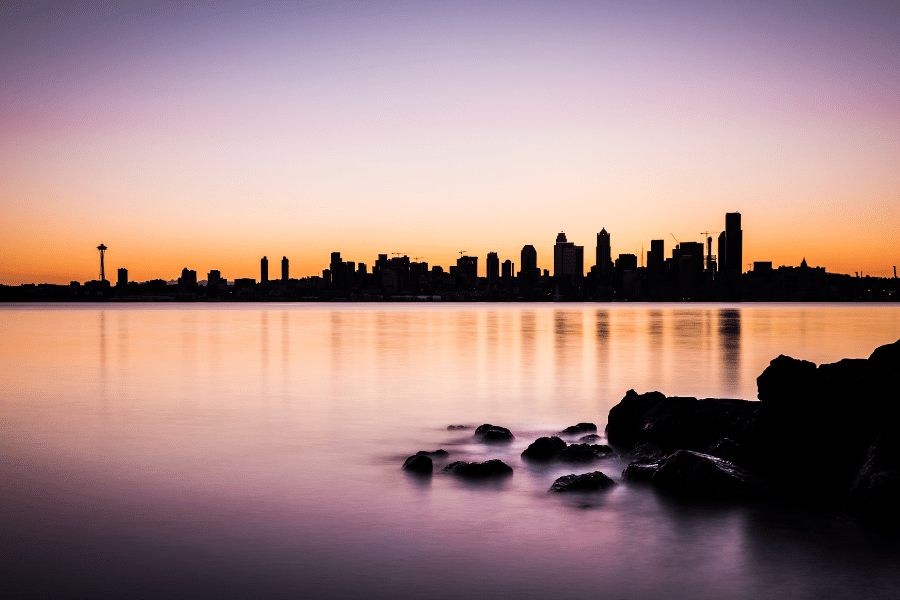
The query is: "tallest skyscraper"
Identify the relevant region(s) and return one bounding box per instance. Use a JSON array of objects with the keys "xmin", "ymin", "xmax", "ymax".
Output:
[{"xmin": 725, "ymin": 212, "xmax": 742, "ymax": 273}]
